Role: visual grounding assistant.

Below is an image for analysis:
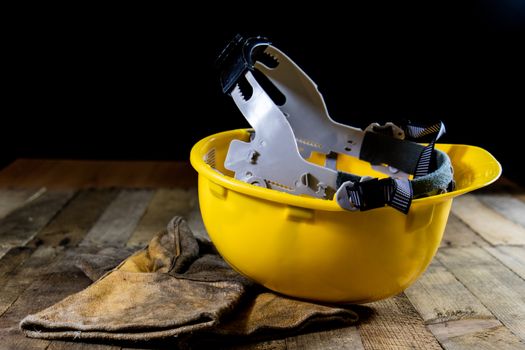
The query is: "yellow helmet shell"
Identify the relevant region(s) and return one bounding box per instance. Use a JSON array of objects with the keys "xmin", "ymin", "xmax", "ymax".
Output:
[{"xmin": 190, "ymin": 129, "xmax": 501, "ymax": 303}]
